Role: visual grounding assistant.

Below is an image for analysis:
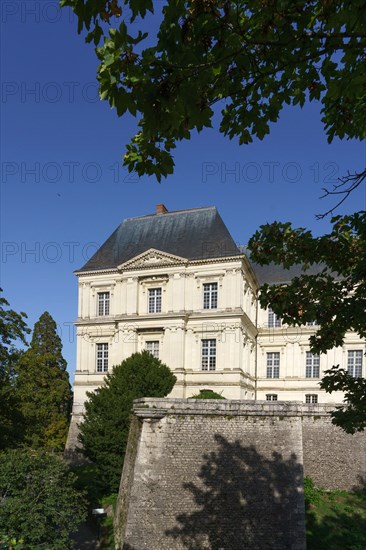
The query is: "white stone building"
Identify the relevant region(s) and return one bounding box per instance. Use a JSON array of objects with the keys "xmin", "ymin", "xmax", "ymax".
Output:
[{"xmin": 72, "ymin": 205, "xmax": 365, "ymax": 414}]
